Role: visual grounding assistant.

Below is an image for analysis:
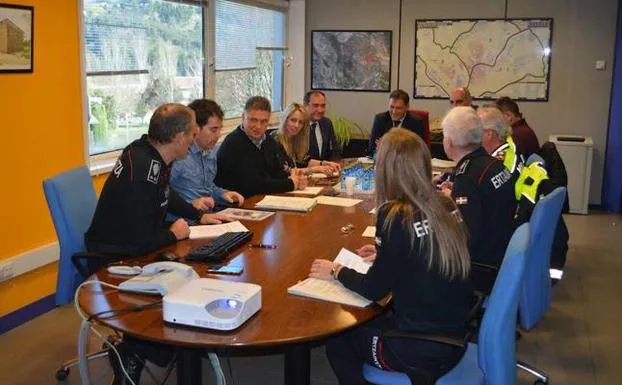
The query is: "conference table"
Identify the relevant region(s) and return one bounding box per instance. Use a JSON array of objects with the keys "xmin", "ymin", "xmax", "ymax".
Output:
[{"xmin": 78, "ymin": 181, "xmax": 387, "ymax": 385}]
